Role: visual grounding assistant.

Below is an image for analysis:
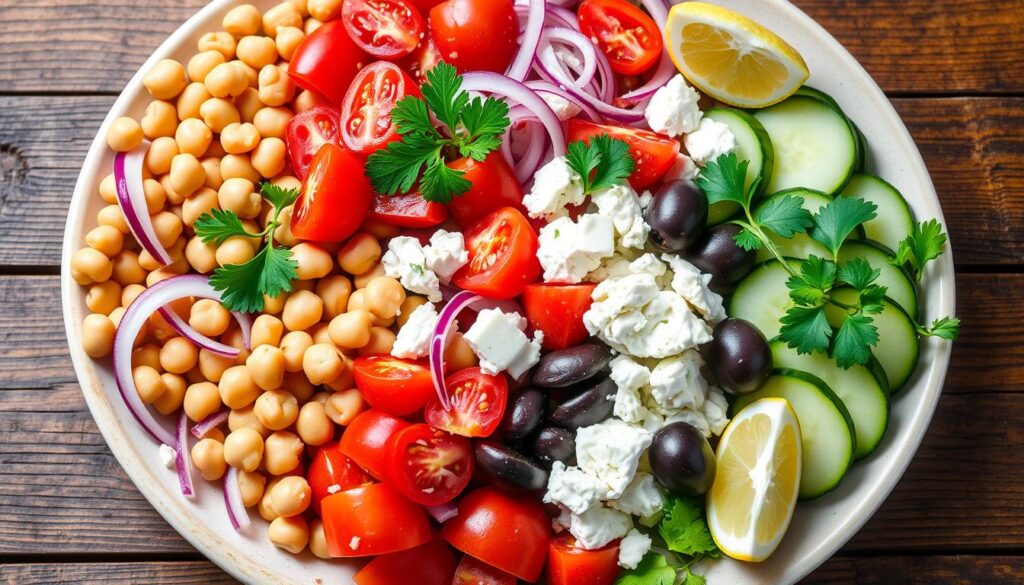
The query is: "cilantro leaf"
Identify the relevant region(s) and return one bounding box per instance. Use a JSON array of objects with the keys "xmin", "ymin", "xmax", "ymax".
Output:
[
  {"xmin": 833, "ymin": 313, "xmax": 879, "ymax": 368},
  {"xmin": 733, "ymin": 228, "xmax": 762, "ymax": 251},
  {"xmin": 682, "ymin": 568, "xmax": 708, "ymax": 585},
  {"xmin": 460, "ymin": 96, "xmax": 510, "ymax": 143},
  {"xmin": 658, "ymin": 496, "xmax": 718, "ymax": 557},
  {"xmin": 260, "ymin": 182, "xmax": 299, "ymax": 211},
  {"xmin": 695, "ymin": 152, "xmax": 748, "ymax": 206},
  {"xmin": 838, "ymin": 258, "xmax": 880, "ymax": 290},
  {"xmin": 894, "ymin": 219, "xmax": 948, "ymax": 282},
  {"xmin": 780, "ymin": 305, "xmax": 833, "ymax": 355},
  {"xmin": 419, "ymin": 155, "xmax": 472, "ymax": 203},
  {"xmin": 787, "ymin": 256, "xmax": 838, "ymax": 306},
  {"xmin": 756, "ymin": 194, "xmax": 813, "ymax": 238},
  {"xmin": 209, "ymin": 246, "xmax": 297, "ymax": 313},
  {"xmin": 194, "ymin": 208, "xmax": 257, "ymax": 245},
  {"xmin": 389, "ymin": 96, "xmax": 437, "ymax": 137},
  {"xmin": 809, "ymin": 197, "xmax": 877, "ymax": 258},
  {"xmin": 919, "ymin": 316, "xmax": 961, "ymax": 340},
  {"xmin": 565, "ymin": 135, "xmax": 635, "ymax": 195},
  {"xmin": 365, "ymin": 133, "xmax": 441, "ymax": 196},
  {"xmin": 420, "ymin": 62, "xmax": 467, "ymax": 131},
  {"xmin": 566, "ymin": 139, "xmax": 602, "ymax": 190},
  {"xmin": 614, "ymin": 553, "xmax": 676, "ymax": 585}
]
